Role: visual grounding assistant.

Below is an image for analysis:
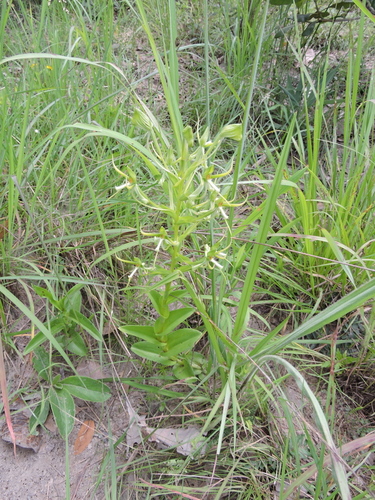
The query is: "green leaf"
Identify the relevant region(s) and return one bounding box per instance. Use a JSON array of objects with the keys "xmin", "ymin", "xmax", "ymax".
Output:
[
  {"xmin": 166, "ymin": 328, "xmax": 202, "ymax": 356},
  {"xmin": 153, "ymin": 307, "xmax": 195, "ymax": 336},
  {"xmin": 321, "ymin": 228, "xmax": 355, "ymax": 287},
  {"xmin": 65, "ymin": 329, "xmax": 88, "ymax": 357},
  {"xmin": 63, "ymin": 284, "xmax": 84, "ymax": 312},
  {"xmin": 24, "ymin": 317, "xmax": 66, "ymax": 353},
  {"xmin": 0, "ymin": 285, "xmax": 76, "ymax": 371},
  {"xmin": 218, "ymin": 123, "xmax": 242, "ymax": 141},
  {"xmin": 66, "ymin": 310, "xmax": 102, "ymax": 341},
  {"xmin": 52, "ymin": 374, "xmax": 62, "ymax": 388},
  {"xmin": 29, "ymin": 399, "xmax": 50, "ymax": 435},
  {"xmin": 146, "ymin": 271, "xmax": 181, "ymax": 290},
  {"xmin": 119, "ymin": 325, "xmax": 158, "ymax": 343},
  {"xmin": 149, "ymin": 290, "xmax": 169, "ymax": 318},
  {"xmin": 49, "ymin": 387, "xmax": 75, "ymax": 438},
  {"xmin": 32, "ymin": 346, "xmax": 50, "ymax": 381},
  {"xmin": 254, "ymin": 277, "xmax": 375, "ymax": 357},
  {"xmin": 232, "ymin": 116, "xmax": 296, "ymax": 343},
  {"xmin": 173, "ymin": 361, "xmax": 196, "ymax": 381},
  {"xmin": 302, "ymin": 22, "xmax": 316, "ymax": 37},
  {"xmin": 166, "ymin": 290, "xmax": 189, "ymax": 303},
  {"xmin": 33, "ymin": 286, "xmax": 62, "ymax": 309},
  {"xmin": 131, "ymin": 342, "xmax": 174, "ymax": 365},
  {"xmin": 60, "ymin": 376, "xmax": 111, "ymax": 402}
]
